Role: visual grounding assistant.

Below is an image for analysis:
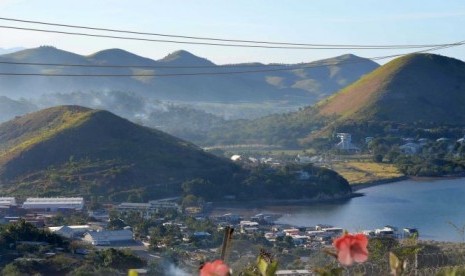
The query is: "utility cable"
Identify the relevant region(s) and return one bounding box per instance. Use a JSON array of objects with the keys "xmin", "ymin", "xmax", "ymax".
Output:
[
  {"xmin": 0, "ymin": 16, "xmax": 457, "ymax": 49},
  {"xmin": 0, "ymin": 25, "xmax": 458, "ymax": 50}
]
